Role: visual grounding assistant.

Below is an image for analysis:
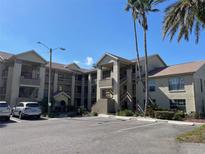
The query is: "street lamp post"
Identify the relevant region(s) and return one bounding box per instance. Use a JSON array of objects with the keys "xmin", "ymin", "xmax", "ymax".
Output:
[{"xmin": 37, "ymin": 42, "xmax": 66, "ymax": 116}]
